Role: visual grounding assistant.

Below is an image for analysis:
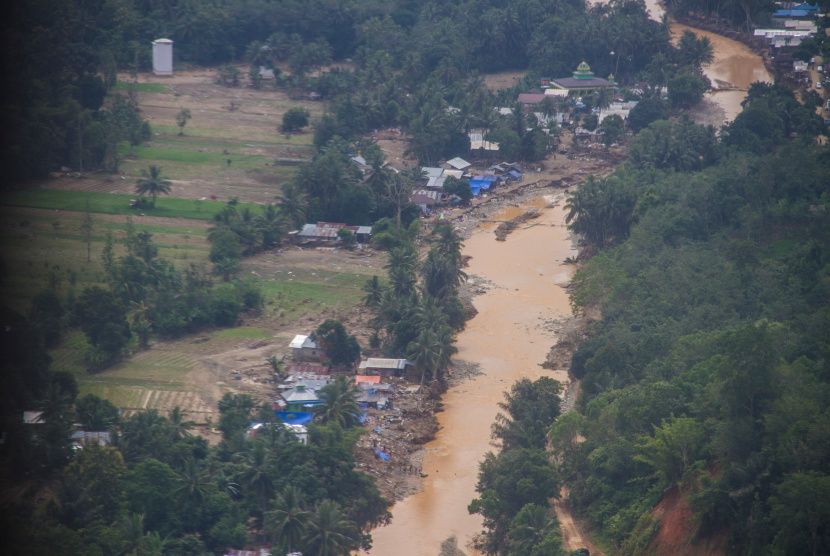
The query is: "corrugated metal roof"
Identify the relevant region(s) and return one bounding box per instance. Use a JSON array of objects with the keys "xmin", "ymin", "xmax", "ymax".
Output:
[
  {"xmin": 355, "ymin": 375, "xmax": 381, "ymax": 383},
  {"xmin": 284, "ymin": 364, "xmax": 328, "ymax": 375},
  {"xmin": 443, "ymin": 169, "xmax": 463, "ymax": 179},
  {"xmin": 446, "ymin": 157, "xmax": 471, "ymax": 170},
  {"xmin": 422, "ymin": 167, "xmax": 444, "ymax": 178}
]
